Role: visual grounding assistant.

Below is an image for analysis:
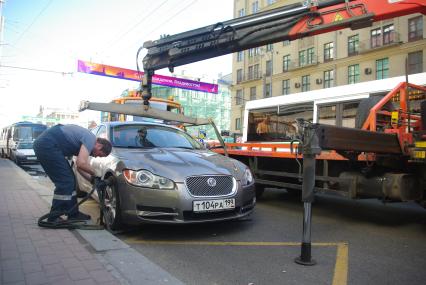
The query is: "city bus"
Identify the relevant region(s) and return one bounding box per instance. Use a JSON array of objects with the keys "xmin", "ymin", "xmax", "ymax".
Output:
[
  {"xmin": 100, "ymin": 95, "xmax": 184, "ymax": 123},
  {"xmin": 0, "ymin": 122, "xmax": 47, "ymax": 158}
]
